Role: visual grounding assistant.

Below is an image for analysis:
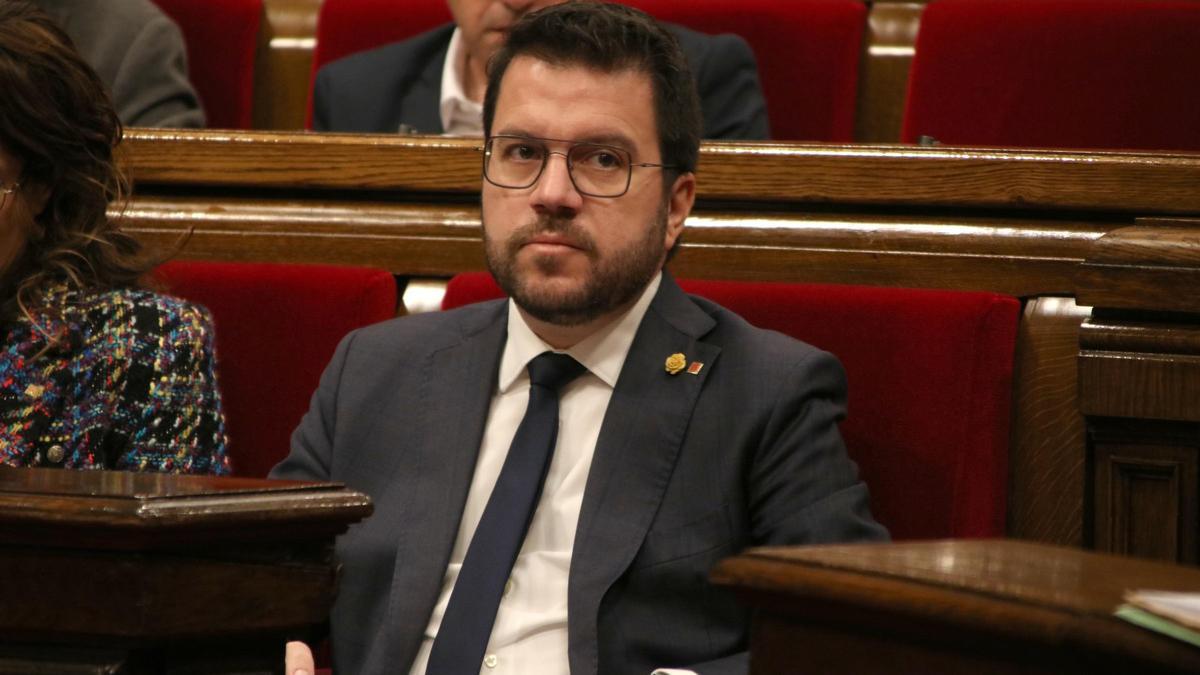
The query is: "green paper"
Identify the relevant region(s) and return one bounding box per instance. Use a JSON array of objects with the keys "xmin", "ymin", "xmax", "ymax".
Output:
[{"xmin": 1115, "ymin": 604, "xmax": 1200, "ymax": 649}]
